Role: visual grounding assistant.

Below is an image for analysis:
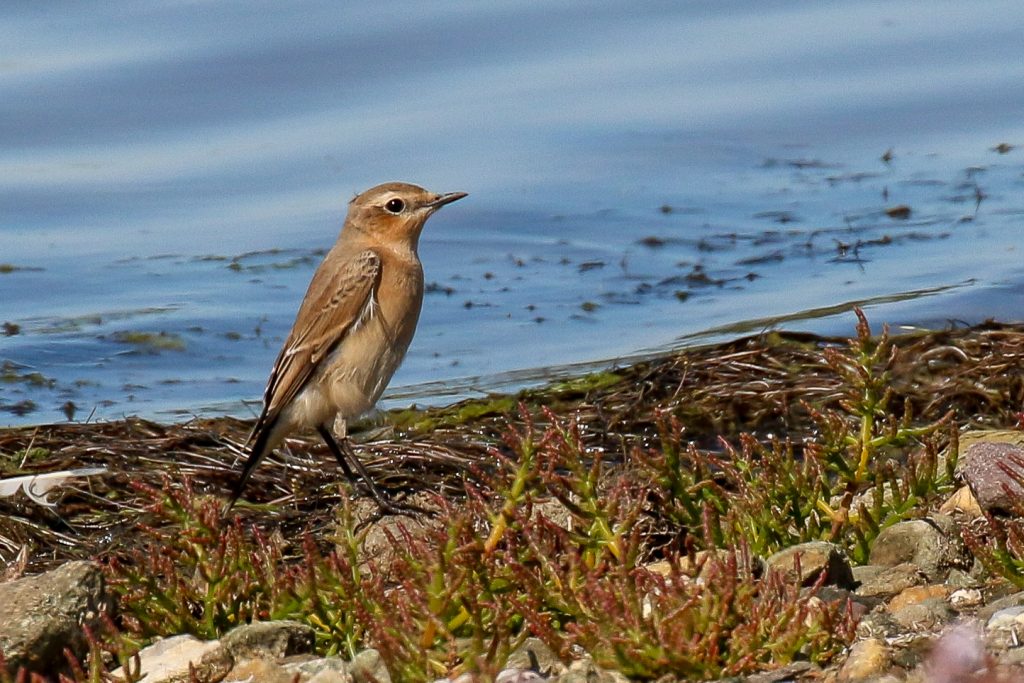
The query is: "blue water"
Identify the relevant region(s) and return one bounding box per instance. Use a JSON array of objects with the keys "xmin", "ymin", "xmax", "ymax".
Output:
[{"xmin": 2, "ymin": 1, "xmax": 1024, "ymax": 425}]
